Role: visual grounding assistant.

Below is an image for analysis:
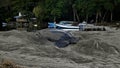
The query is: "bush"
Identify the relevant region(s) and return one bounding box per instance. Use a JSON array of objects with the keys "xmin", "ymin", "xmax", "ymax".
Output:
[{"xmin": 0, "ymin": 59, "xmax": 22, "ymax": 68}]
